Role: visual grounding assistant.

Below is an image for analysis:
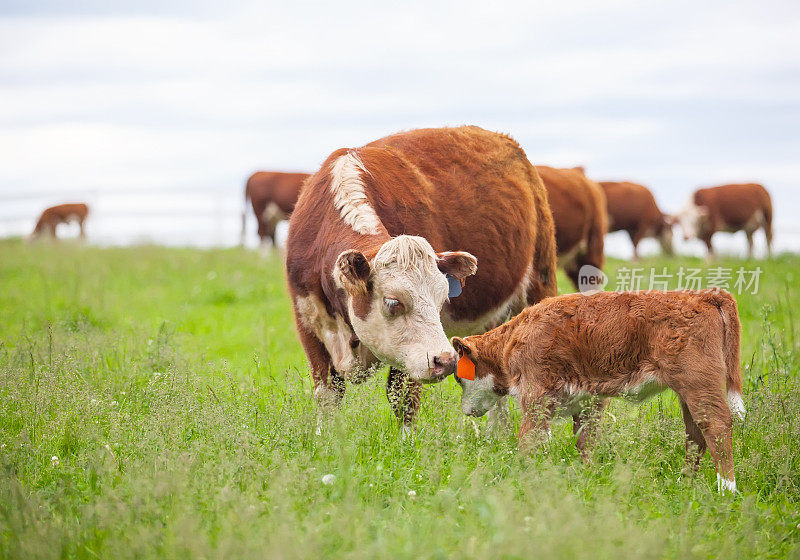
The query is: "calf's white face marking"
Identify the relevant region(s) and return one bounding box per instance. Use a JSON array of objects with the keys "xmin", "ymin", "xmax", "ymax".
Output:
[
  {"xmin": 459, "ymin": 374, "xmax": 501, "ymax": 417},
  {"xmin": 338, "ymin": 236, "xmax": 469, "ymax": 382}
]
